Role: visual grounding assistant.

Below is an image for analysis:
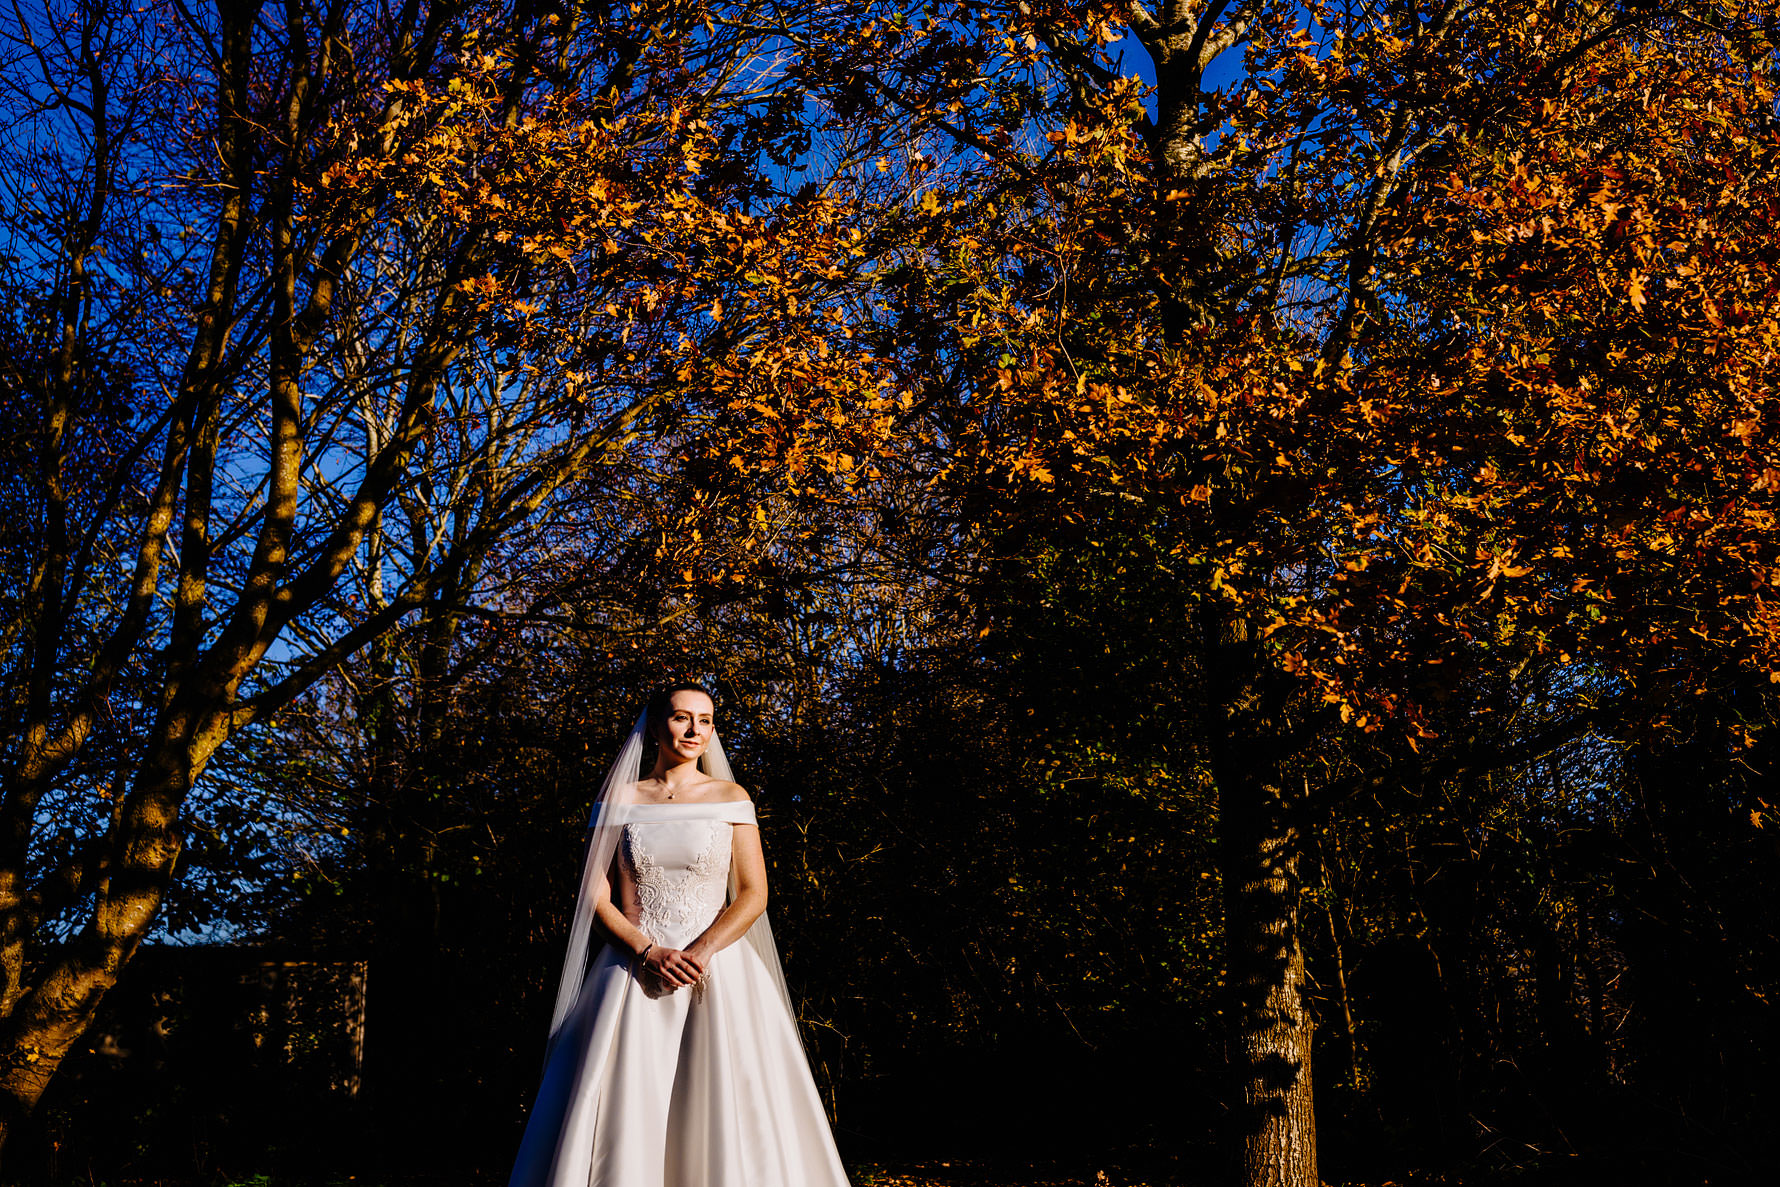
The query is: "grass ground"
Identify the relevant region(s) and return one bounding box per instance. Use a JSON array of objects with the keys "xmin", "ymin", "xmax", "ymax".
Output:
[
  {"xmin": 9, "ymin": 1170, "xmax": 1478, "ymax": 1187},
  {"xmin": 82, "ymin": 1164, "xmax": 1189, "ymax": 1187}
]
